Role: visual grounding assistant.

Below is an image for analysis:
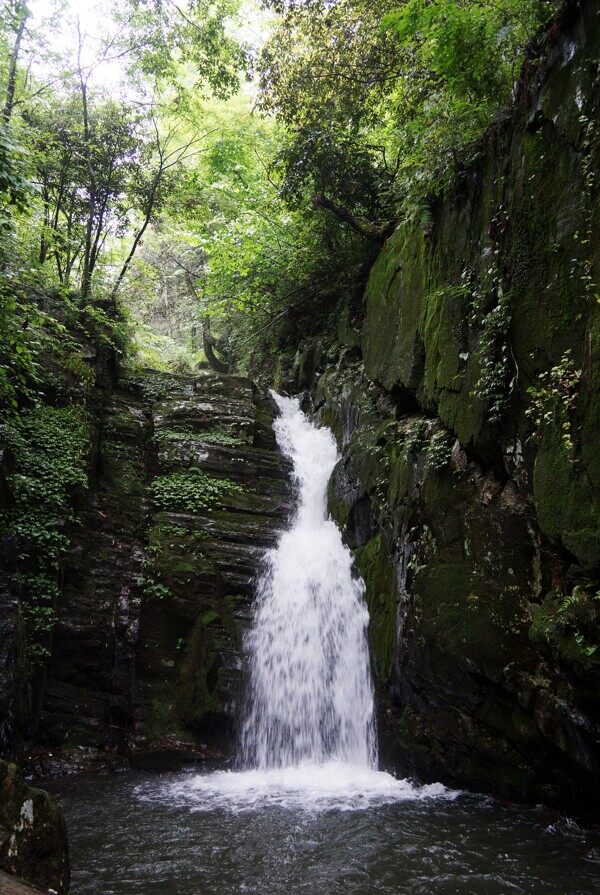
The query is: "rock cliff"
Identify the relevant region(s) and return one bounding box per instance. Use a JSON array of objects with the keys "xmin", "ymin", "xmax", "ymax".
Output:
[
  {"xmin": 35, "ymin": 370, "xmax": 290, "ymax": 772},
  {"xmin": 289, "ymin": 0, "xmax": 600, "ymax": 816}
]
